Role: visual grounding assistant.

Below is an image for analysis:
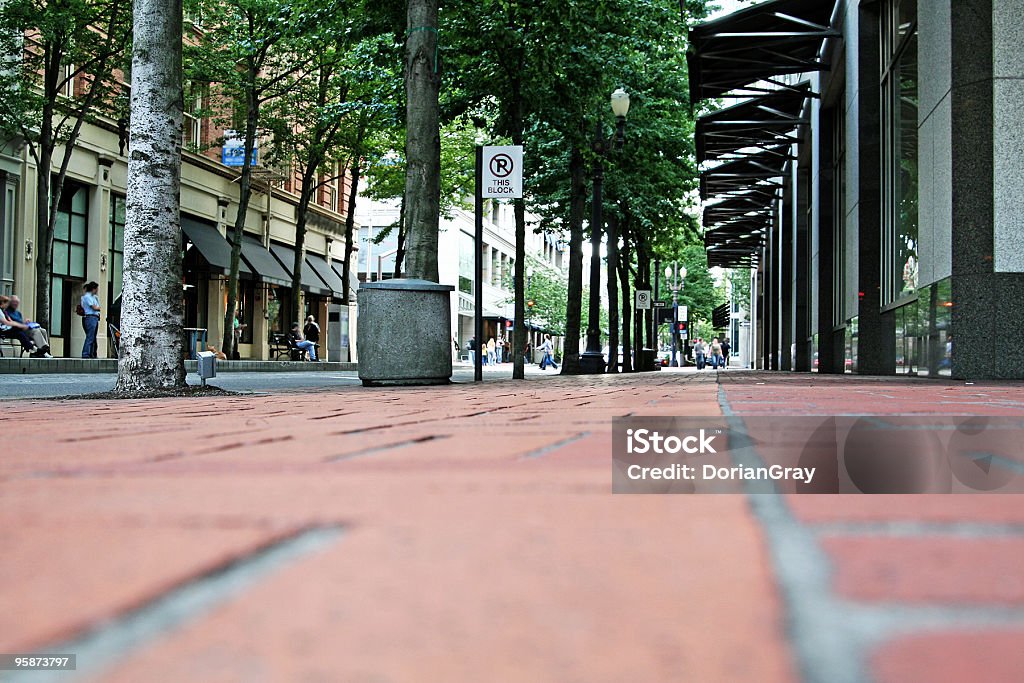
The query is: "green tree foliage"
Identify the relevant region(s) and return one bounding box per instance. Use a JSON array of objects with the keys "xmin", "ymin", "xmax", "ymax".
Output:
[
  {"xmin": 185, "ymin": 0, "xmax": 339, "ymax": 352},
  {"xmin": 0, "ymin": 0, "xmax": 131, "ymax": 329}
]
